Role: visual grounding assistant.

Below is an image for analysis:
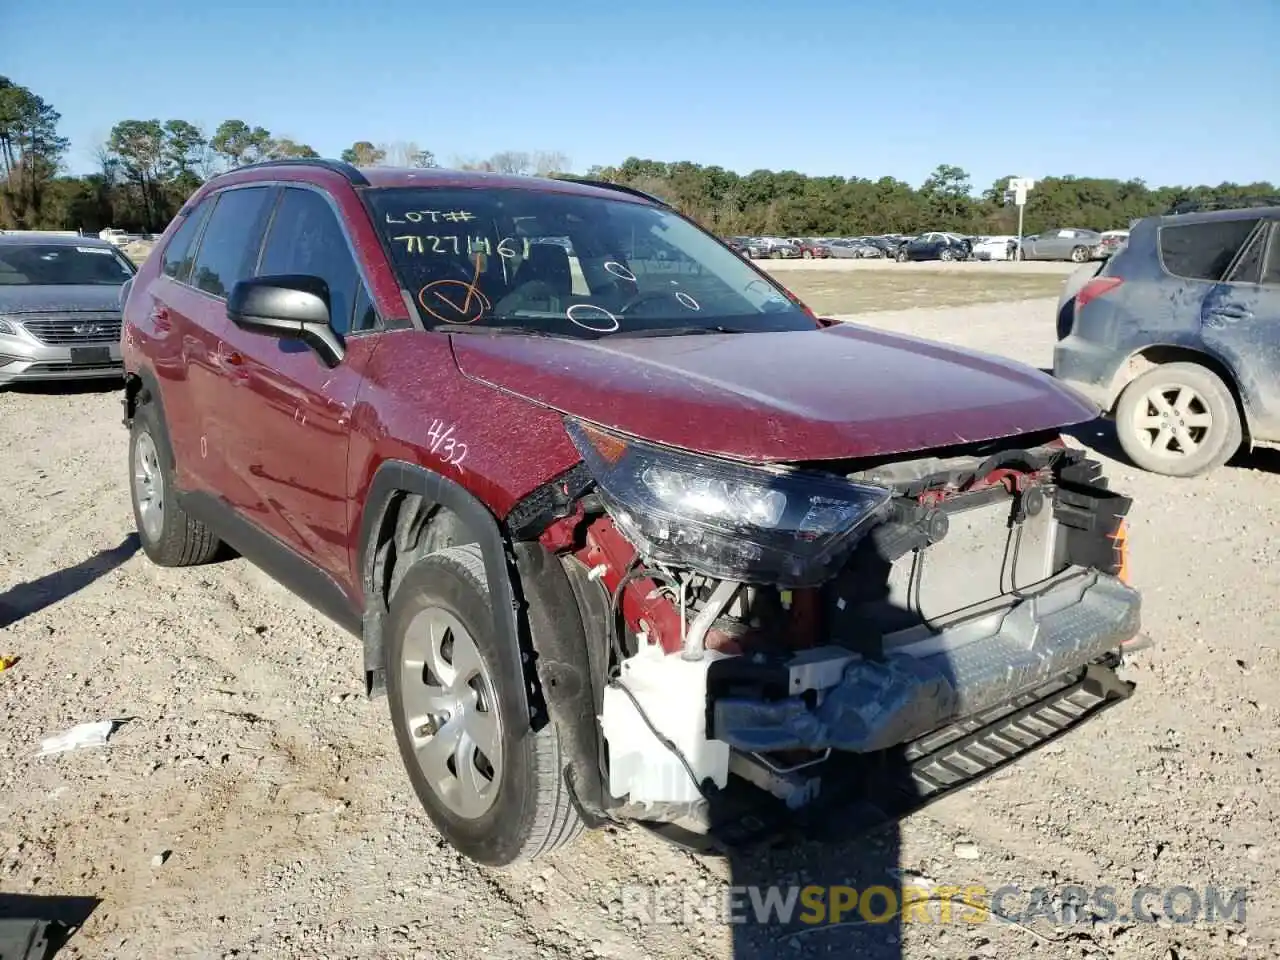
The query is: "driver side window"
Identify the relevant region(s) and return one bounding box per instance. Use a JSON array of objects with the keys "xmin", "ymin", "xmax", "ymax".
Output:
[{"xmin": 257, "ymin": 187, "xmax": 365, "ymax": 335}]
